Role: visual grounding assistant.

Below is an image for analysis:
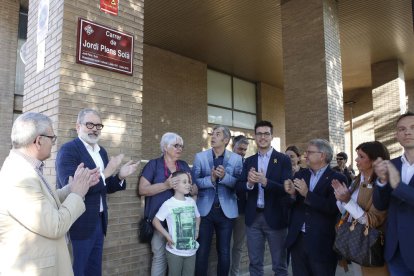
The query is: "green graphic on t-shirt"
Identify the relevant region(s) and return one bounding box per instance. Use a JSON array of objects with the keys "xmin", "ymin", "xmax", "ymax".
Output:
[{"xmin": 171, "ymin": 206, "xmax": 196, "ymax": 250}]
